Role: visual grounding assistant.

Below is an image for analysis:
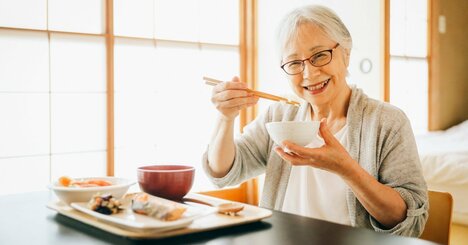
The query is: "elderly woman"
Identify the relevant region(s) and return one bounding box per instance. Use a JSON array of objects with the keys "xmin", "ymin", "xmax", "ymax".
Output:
[{"xmin": 203, "ymin": 5, "xmax": 428, "ymax": 237}]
